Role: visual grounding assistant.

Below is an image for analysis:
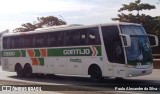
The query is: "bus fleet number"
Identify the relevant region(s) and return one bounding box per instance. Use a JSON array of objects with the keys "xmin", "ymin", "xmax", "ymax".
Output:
[{"xmin": 3, "ymin": 52, "xmax": 15, "ymax": 57}]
